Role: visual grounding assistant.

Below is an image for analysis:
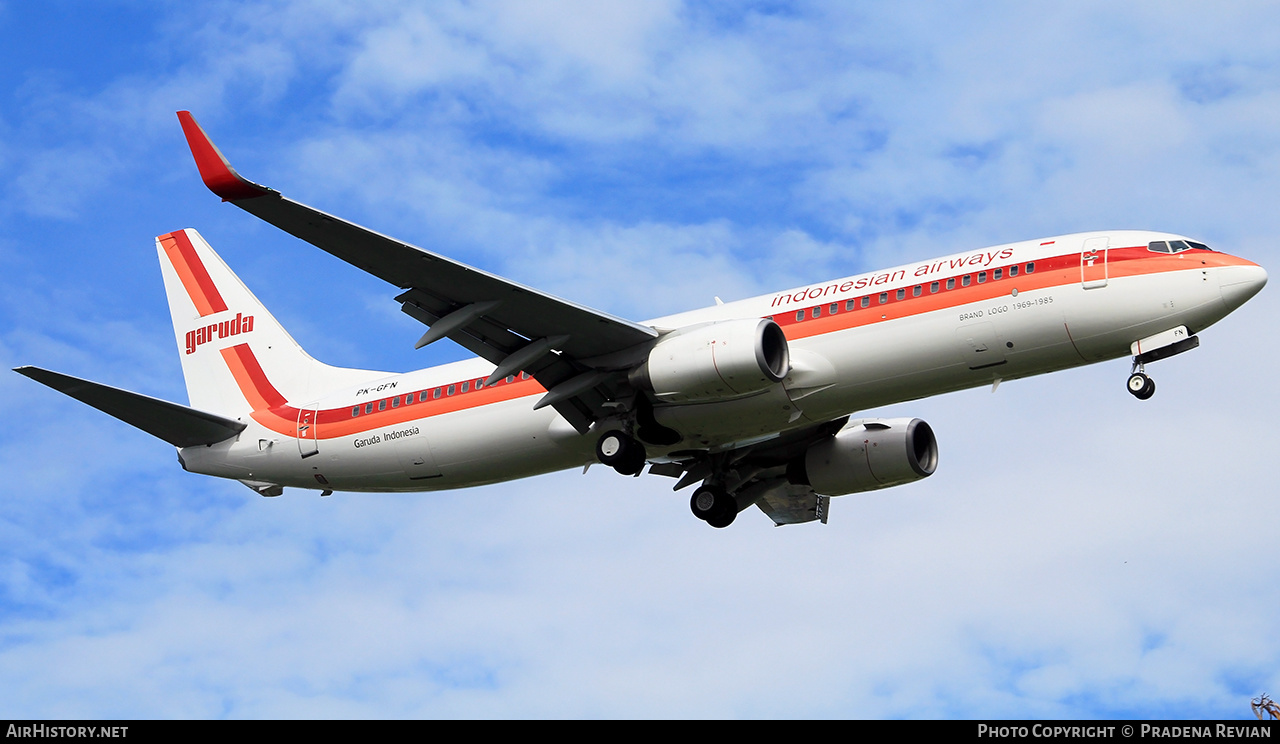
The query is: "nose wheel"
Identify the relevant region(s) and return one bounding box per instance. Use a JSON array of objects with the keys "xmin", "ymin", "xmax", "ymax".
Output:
[
  {"xmin": 595, "ymin": 430, "xmax": 647, "ymax": 476},
  {"xmin": 1127, "ymin": 367, "xmax": 1155, "ymax": 400}
]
